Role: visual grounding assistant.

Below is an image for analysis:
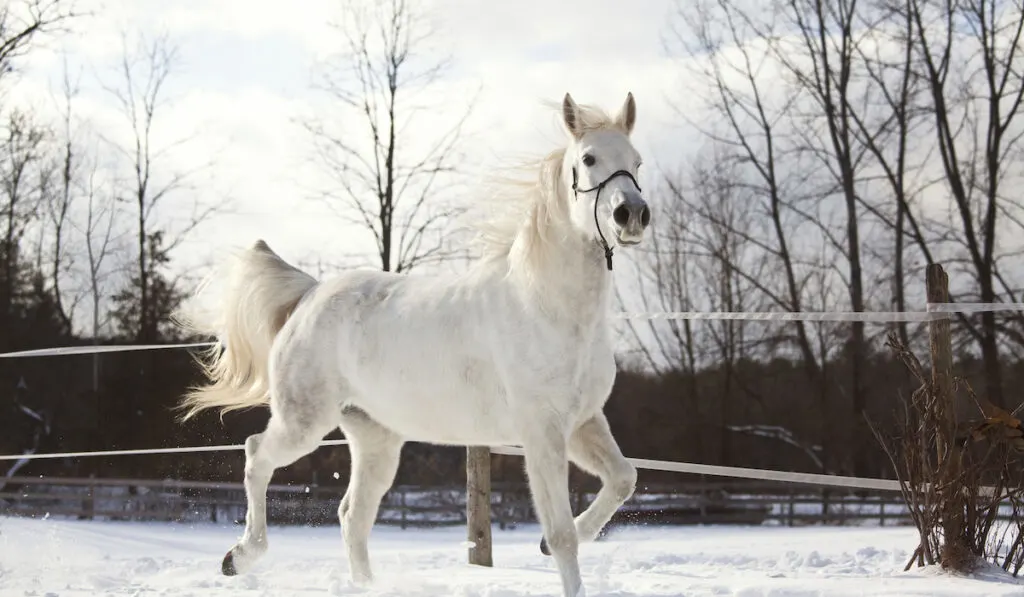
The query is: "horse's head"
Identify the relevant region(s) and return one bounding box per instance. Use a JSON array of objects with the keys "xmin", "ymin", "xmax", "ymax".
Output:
[{"xmin": 560, "ymin": 92, "xmax": 651, "ymax": 259}]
